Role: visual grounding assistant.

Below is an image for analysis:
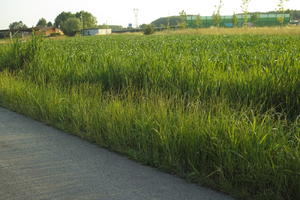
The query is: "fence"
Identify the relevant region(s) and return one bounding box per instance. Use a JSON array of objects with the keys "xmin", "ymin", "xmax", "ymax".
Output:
[{"xmin": 187, "ymin": 14, "xmax": 290, "ymax": 28}]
